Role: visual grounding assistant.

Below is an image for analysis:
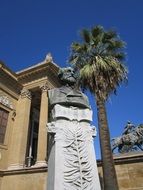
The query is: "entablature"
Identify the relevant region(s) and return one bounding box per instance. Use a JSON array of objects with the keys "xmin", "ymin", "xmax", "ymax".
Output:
[
  {"xmin": 0, "ymin": 69, "xmax": 22, "ymax": 98},
  {"xmin": 16, "ymin": 60, "xmax": 60, "ymax": 88}
]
